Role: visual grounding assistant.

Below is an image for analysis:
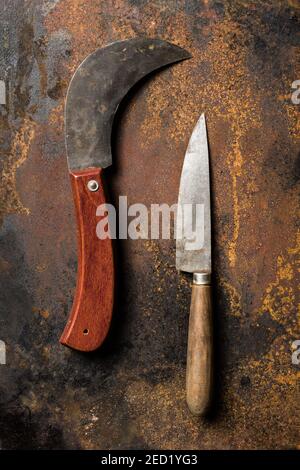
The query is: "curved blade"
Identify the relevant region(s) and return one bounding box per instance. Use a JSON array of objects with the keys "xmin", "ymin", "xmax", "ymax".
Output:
[
  {"xmin": 176, "ymin": 114, "xmax": 211, "ymax": 274},
  {"xmin": 65, "ymin": 38, "xmax": 190, "ymax": 170}
]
